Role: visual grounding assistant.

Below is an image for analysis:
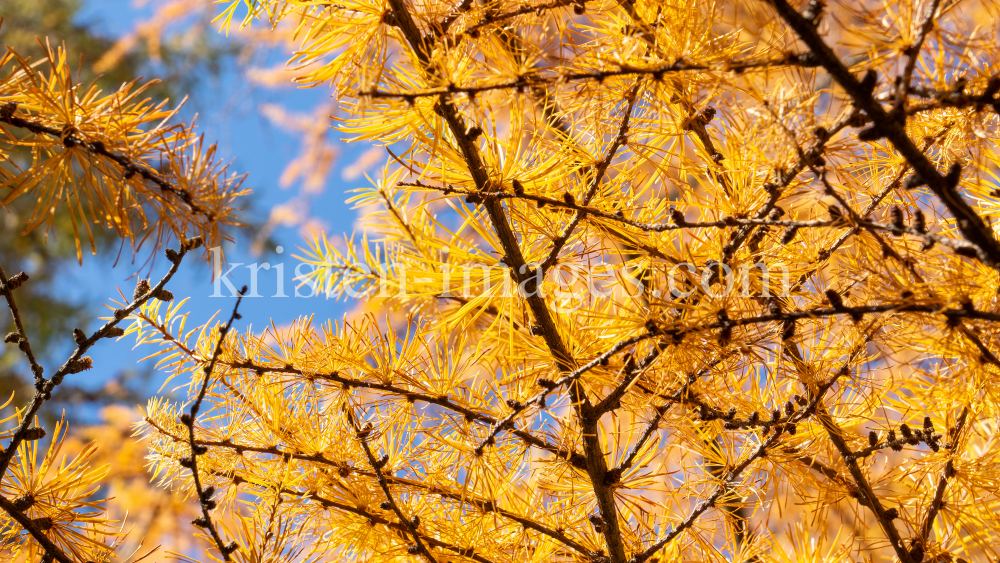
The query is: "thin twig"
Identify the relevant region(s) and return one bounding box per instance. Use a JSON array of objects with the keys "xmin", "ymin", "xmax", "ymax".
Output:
[
  {"xmin": 212, "ymin": 473, "xmax": 503, "ymax": 563},
  {"xmin": 0, "ymin": 239, "xmax": 197, "ymax": 563},
  {"xmin": 202, "ymin": 357, "xmax": 589, "ymax": 469},
  {"xmin": 897, "ymin": 0, "xmax": 945, "ymax": 108},
  {"xmin": 411, "ymin": 180, "xmax": 978, "ymax": 259},
  {"xmin": 605, "ymin": 358, "xmax": 726, "ymax": 482},
  {"xmin": 628, "ymin": 357, "xmax": 856, "ymax": 563},
  {"xmin": 0, "ymin": 495, "xmax": 76, "ymax": 563},
  {"xmin": 540, "ymin": 82, "xmax": 642, "ymax": 273},
  {"xmin": 0, "ymin": 109, "xmax": 209, "ymax": 216},
  {"xmin": 180, "ymin": 284, "xmax": 248, "ymax": 561},
  {"xmin": 357, "ymin": 54, "xmax": 821, "ymax": 101},
  {"xmin": 763, "ymin": 0, "xmax": 1000, "ymax": 267},
  {"xmin": 0, "ymin": 241, "xmax": 195, "ymax": 479},
  {"xmin": 146, "ymin": 416, "xmax": 594, "ymax": 556},
  {"xmin": 472, "ymin": 329, "xmax": 659, "ymax": 454},
  {"xmin": 0, "ymin": 266, "xmax": 43, "ymax": 381},
  {"xmin": 344, "ymin": 408, "xmax": 439, "ymax": 563},
  {"xmin": 919, "ymin": 406, "xmax": 969, "ymax": 542}
]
